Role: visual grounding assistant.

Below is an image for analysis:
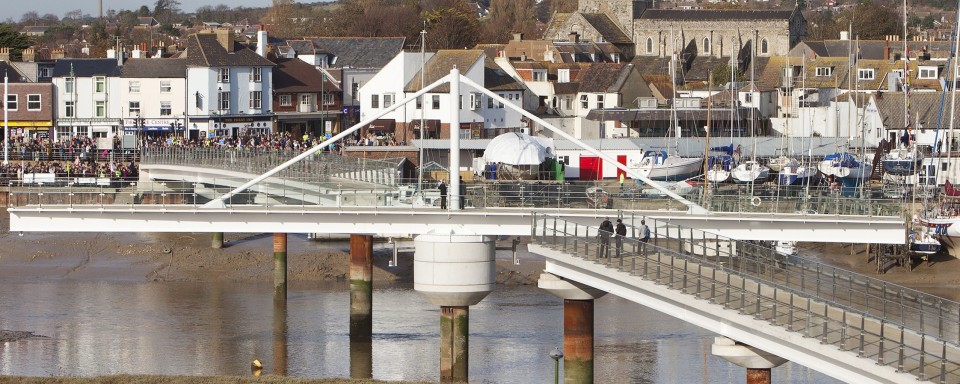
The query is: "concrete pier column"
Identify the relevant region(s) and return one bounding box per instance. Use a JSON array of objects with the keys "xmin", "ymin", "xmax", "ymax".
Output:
[
  {"xmin": 272, "ymin": 299, "xmax": 287, "ymax": 376},
  {"xmin": 440, "ymin": 306, "xmax": 469, "ymax": 381},
  {"xmin": 415, "ymin": 232, "xmax": 496, "ymax": 383},
  {"xmin": 349, "ymin": 234, "xmax": 374, "ymax": 342},
  {"xmin": 211, "ymin": 232, "xmax": 224, "ymax": 249},
  {"xmin": 711, "ymin": 337, "xmax": 787, "ymax": 384},
  {"xmin": 273, "ymin": 233, "xmax": 287, "ymax": 301},
  {"xmin": 538, "ymin": 273, "xmax": 607, "ymax": 384},
  {"xmin": 350, "ymin": 340, "xmax": 373, "ymax": 379}
]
